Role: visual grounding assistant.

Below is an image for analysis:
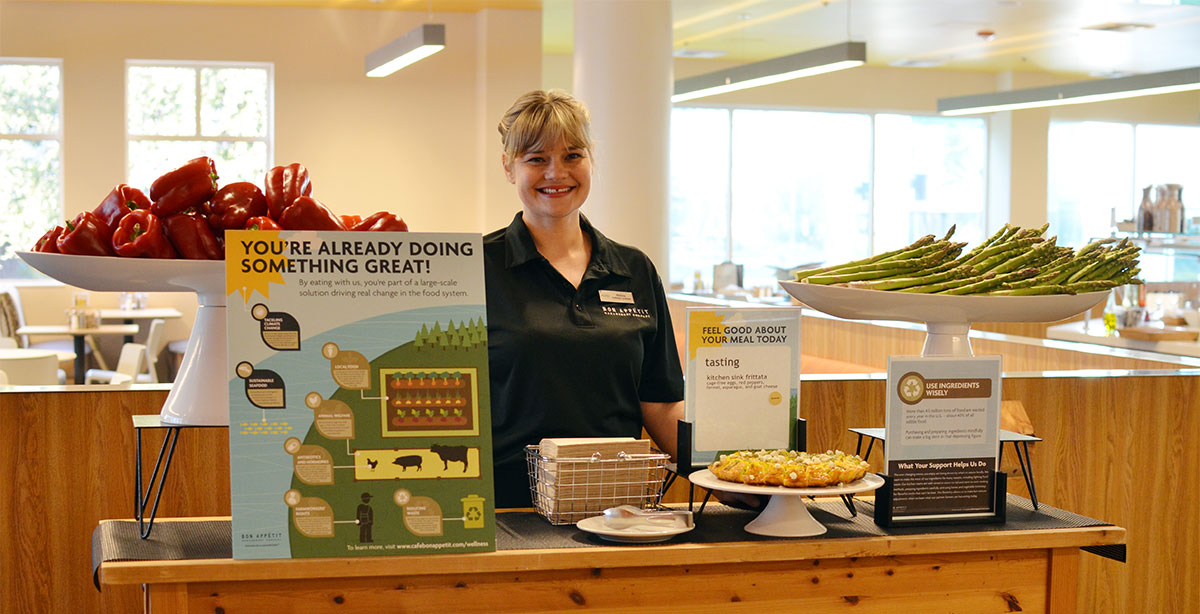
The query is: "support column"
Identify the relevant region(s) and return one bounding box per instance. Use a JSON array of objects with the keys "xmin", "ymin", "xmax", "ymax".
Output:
[
  {"xmin": 476, "ymin": 9, "xmax": 543, "ymax": 232},
  {"xmin": 572, "ymin": 0, "xmax": 673, "ymax": 273}
]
